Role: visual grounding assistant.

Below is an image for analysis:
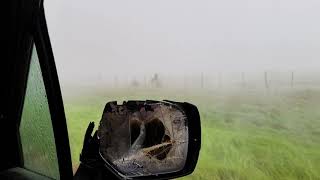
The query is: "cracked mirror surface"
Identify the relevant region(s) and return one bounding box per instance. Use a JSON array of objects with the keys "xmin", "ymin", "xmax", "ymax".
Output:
[{"xmin": 98, "ymin": 101, "xmax": 188, "ymax": 177}]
